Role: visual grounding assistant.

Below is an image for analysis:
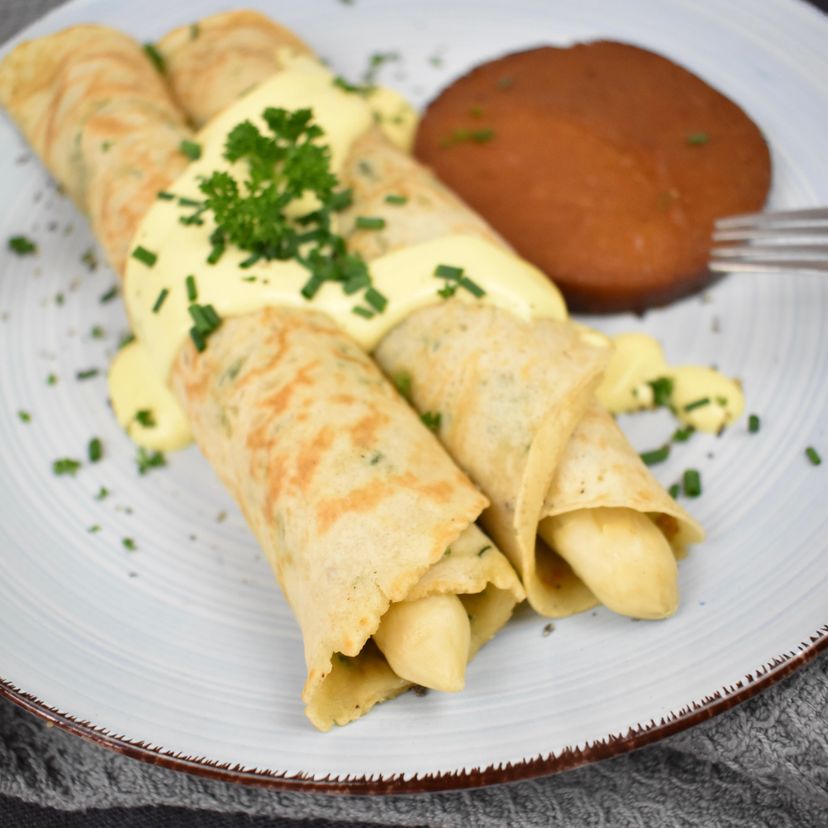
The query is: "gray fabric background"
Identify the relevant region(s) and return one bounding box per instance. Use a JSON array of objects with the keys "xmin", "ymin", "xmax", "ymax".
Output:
[
  {"xmin": 1, "ymin": 1, "xmax": 827, "ymax": 825},
  {"xmin": 2, "ymin": 653, "xmax": 827, "ymax": 825}
]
